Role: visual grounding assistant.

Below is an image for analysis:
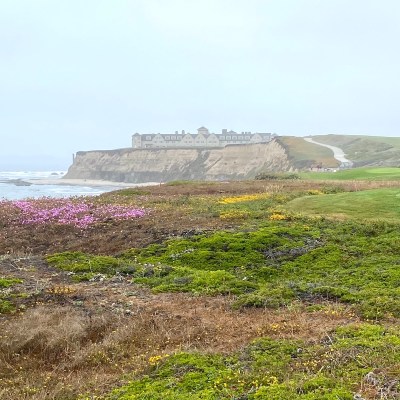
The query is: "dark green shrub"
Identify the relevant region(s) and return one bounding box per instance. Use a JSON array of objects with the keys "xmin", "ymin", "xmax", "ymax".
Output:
[{"xmin": 255, "ymin": 173, "xmax": 300, "ymax": 180}]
